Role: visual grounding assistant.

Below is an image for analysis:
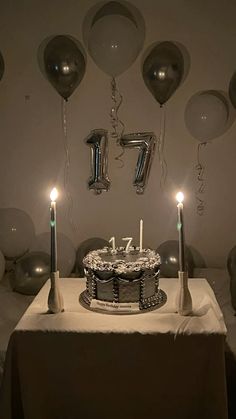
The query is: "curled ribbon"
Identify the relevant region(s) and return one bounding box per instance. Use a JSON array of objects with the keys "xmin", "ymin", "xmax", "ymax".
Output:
[
  {"xmin": 195, "ymin": 141, "xmax": 208, "ymax": 216},
  {"xmin": 158, "ymin": 105, "xmax": 168, "ymax": 189},
  {"xmin": 110, "ymin": 77, "xmax": 125, "ymax": 167},
  {"xmin": 61, "ymin": 98, "xmax": 77, "ymax": 233}
]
